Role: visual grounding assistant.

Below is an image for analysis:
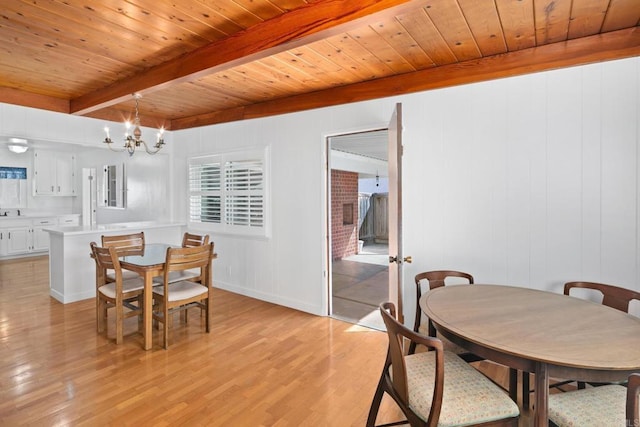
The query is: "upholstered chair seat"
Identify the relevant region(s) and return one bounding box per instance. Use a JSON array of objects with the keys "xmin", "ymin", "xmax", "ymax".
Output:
[
  {"xmin": 98, "ymin": 277, "xmax": 145, "ymax": 299},
  {"xmin": 548, "ymin": 384, "xmax": 628, "ymax": 426},
  {"xmin": 406, "ymin": 351, "xmax": 520, "ymax": 425}
]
